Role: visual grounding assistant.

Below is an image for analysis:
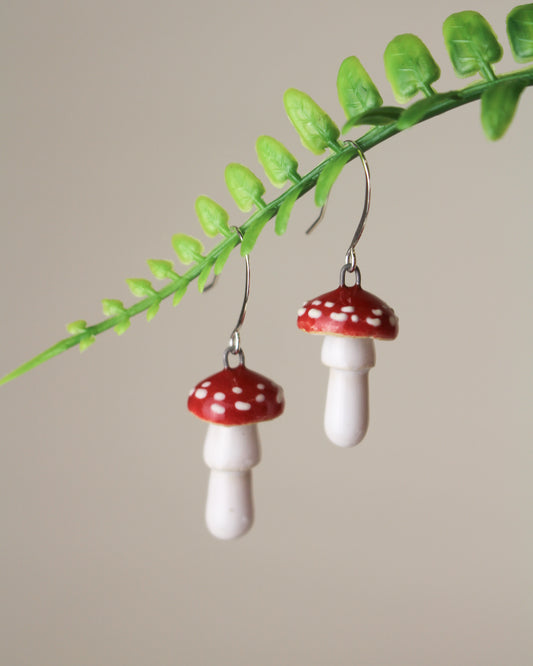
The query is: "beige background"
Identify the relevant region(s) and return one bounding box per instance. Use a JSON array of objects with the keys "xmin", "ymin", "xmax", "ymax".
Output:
[{"xmin": 1, "ymin": 1, "xmax": 532, "ymax": 664}]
